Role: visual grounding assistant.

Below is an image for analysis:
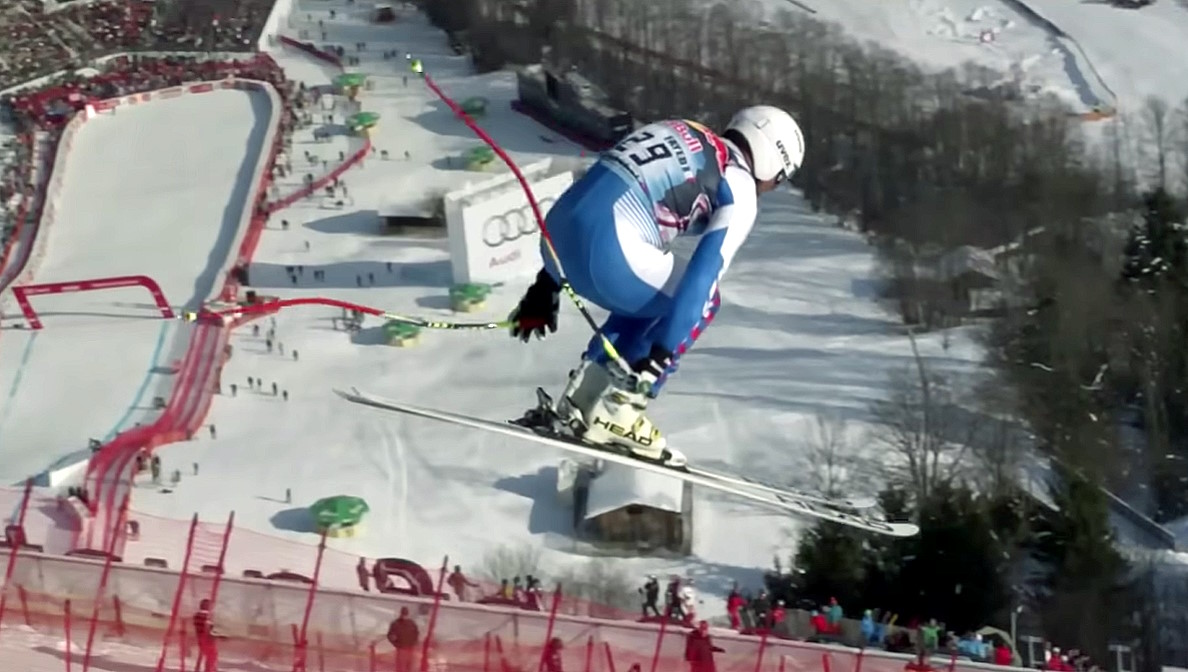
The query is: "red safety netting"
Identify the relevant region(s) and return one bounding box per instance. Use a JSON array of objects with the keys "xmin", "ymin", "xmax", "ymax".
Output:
[{"xmin": 0, "ymin": 495, "xmax": 1011, "ymax": 672}]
